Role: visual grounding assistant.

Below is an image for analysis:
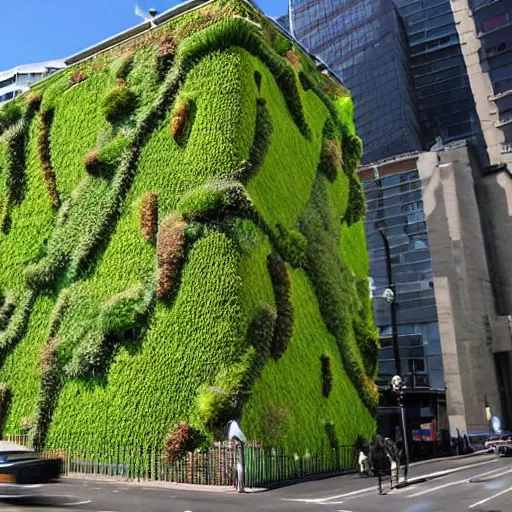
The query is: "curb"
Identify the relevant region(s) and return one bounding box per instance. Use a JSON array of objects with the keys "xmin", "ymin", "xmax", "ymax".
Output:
[{"xmin": 63, "ymin": 474, "xmax": 236, "ymax": 493}]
